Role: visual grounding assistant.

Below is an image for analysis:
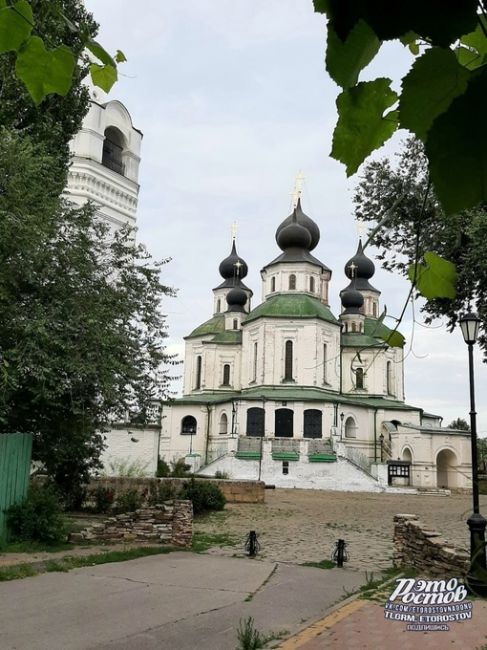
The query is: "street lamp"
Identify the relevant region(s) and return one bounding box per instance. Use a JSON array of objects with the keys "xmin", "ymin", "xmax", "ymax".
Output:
[
  {"xmin": 459, "ymin": 312, "xmax": 487, "ymax": 594},
  {"xmin": 379, "ymin": 433, "xmax": 384, "ymax": 463},
  {"xmin": 340, "ymin": 412, "xmax": 344, "ymax": 440}
]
